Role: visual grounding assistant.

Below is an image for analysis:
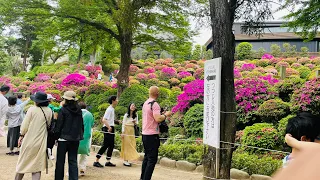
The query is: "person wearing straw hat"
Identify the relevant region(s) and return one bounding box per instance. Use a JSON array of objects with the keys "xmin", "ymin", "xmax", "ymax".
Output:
[
  {"xmin": 15, "ymin": 91, "xmax": 53, "ymax": 180},
  {"xmin": 54, "ymin": 91, "xmax": 84, "ymax": 180}
]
